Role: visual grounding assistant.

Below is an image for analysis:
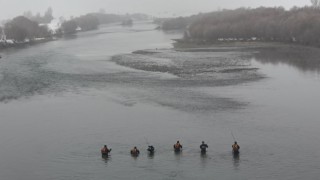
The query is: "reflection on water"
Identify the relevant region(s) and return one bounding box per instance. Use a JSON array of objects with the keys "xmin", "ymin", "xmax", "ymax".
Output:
[
  {"xmin": 200, "ymin": 153, "xmax": 208, "ymax": 158},
  {"xmin": 200, "ymin": 153, "xmax": 209, "ymax": 170},
  {"xmin": 131, "ymin": 154, "xmax": 139, "ymax": 160},
  {"xmin": 232, "ymin": 153, "xmax": 240, "ymax": 169},
  {"xmin": 253, "ymin": 45, "xmax": 320, "ymax": 73},
  {"xmin": 63, "ymin": 34, "xmax": 78, "ymax": 40},
  {"xmin": 101, "ymin": 155, "xmax": 111, "ymax": 164},
  {"xmin": 200, "ymin": 151, "xmax": 207, "ymax": 156},
  {"xmin": 174, "ymin": 151, "xmax": 183, "ymax": 161},
  {"xmin": 148, "ymin": 152, "xmax": 155, "ymax": 159}
]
